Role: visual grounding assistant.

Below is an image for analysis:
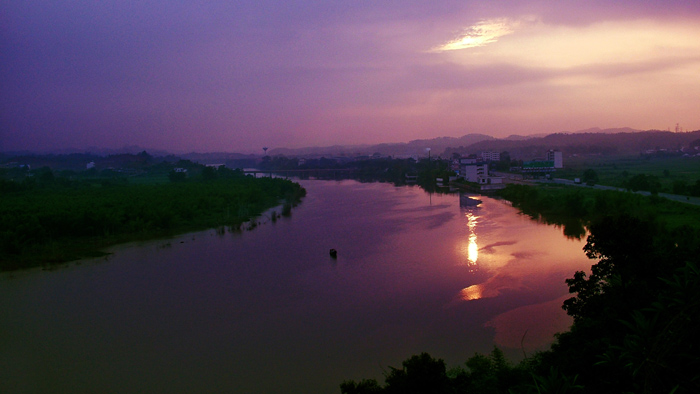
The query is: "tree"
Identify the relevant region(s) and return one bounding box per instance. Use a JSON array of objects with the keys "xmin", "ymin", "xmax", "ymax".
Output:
[
  {"xmin": 37, "ymin": 166, "xmax": 54, "ymax": 183},
  {"xmin": 581, "ymin": 169, "xmax": 598, "ymax": 186},
  {"xmin": 340, "ymin": 379, "xmax": 382, "ymax": 394},
  {"xmin": 672, "ymin": 179, "xmax": 688, "ymax": 195},
  {"xmin": 597, "ymin": 261, "xmax": 700, "ymax": 394},
  {"xmin": 383, "ymin": 353, "xmax": 452, "ymax": 394},
  {"xmin": 168, "ymin": 170, "xmax": 186, "ymax": 182},
  {"xmin": 563, "ymin": 215, "xmax": 659, "ymax": 322},
  {"xmin": 201, "ymin": 166, "xmax": 217, "ymax": 180},
  {"xmin": 690, "ymin": 179, "xmax": 700, "ymax": 197},
  {"xmin": 341, "ymin": 353, "xmax": 453, "ymax": 394},
  {"xmin": 556, "ymin": 214, "xmax": 700, "ymax": 393},
  {"xmin": 625, "ymin": 173, "xmax": 661, "ymax": 194},
  {"xmin": 137, "ymin": 150, "xmax": 153, "ymax": 164}
]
